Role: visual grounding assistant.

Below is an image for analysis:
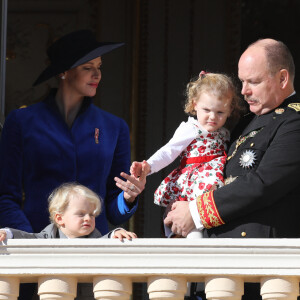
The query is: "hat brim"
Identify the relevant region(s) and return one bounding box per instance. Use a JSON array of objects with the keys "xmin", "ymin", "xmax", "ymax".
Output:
[{"xmin": 33, "ymin": 42, "xmax": 124, "ymax": 86}]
